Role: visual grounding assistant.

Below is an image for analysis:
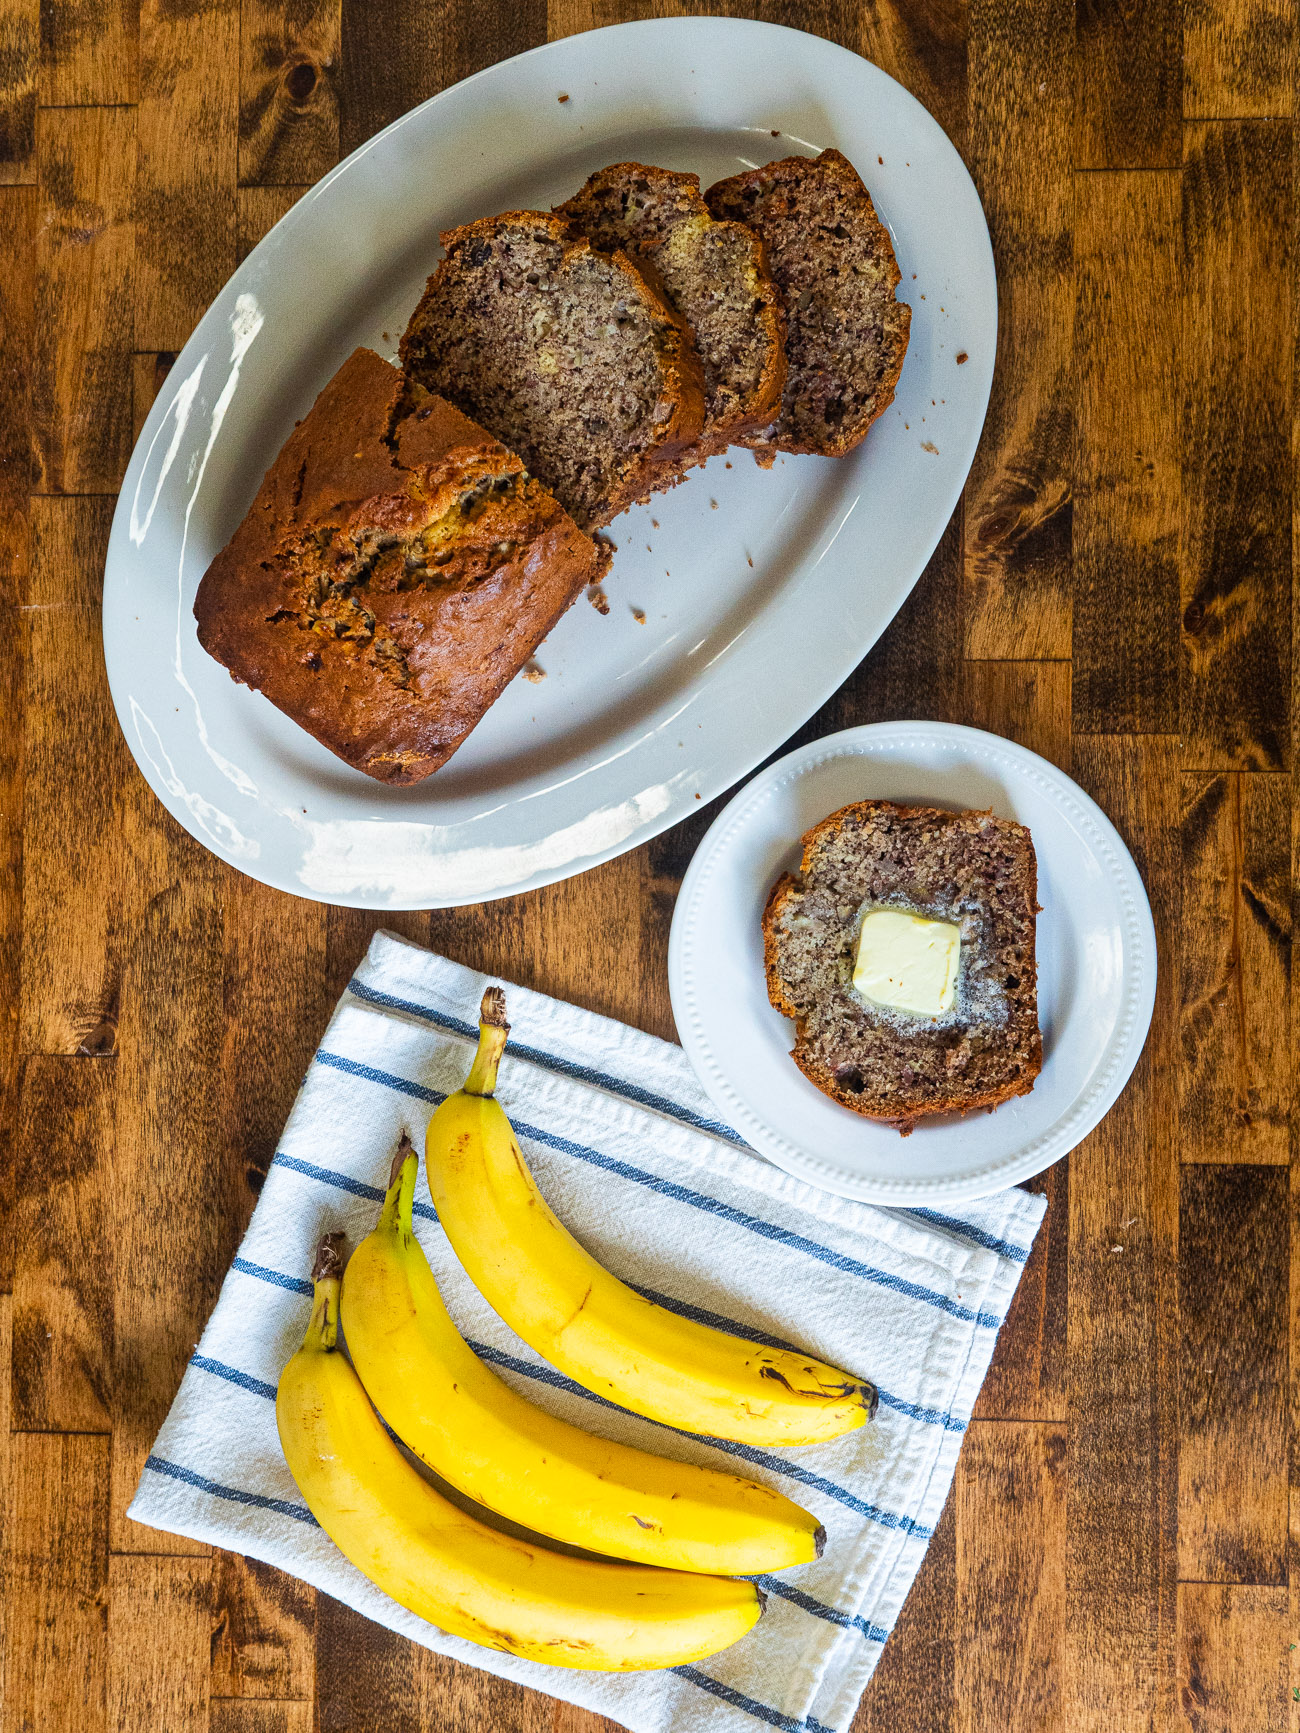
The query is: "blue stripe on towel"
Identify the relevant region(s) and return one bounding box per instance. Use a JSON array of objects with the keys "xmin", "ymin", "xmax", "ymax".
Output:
[
  {"xmin": 143, "ymin": 1455, "xmax": 318, "ymax": 1525},
  {"xmin": 905, "ymin": 1207, "xmax": 1030, "ymax": 1263},
  {"xmin": 311, "ymin": 1051, "xmax": 1002, "ymax": 1330},
  {"xmin": 346, "ymin": 976, "xmax": 748, "ymax": 1146},
  {"xmin": 672, "ymin": 1667, "xmax": 807, "ymax": 1730},
  {"xmin": 271, "ymin": 1151, "xmax": 439, "ymax": 1222},
  {"xmin": 191, "ymin": 1354, "xmax": 278, "ymax": 1402},
  {"xmin": 232, "ymin": 1256, "xmax": 312, "ymax": 1297},
  {"xmin": 753, "ymin": 1575, "xmax": 890, "ymax": 1644}
]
